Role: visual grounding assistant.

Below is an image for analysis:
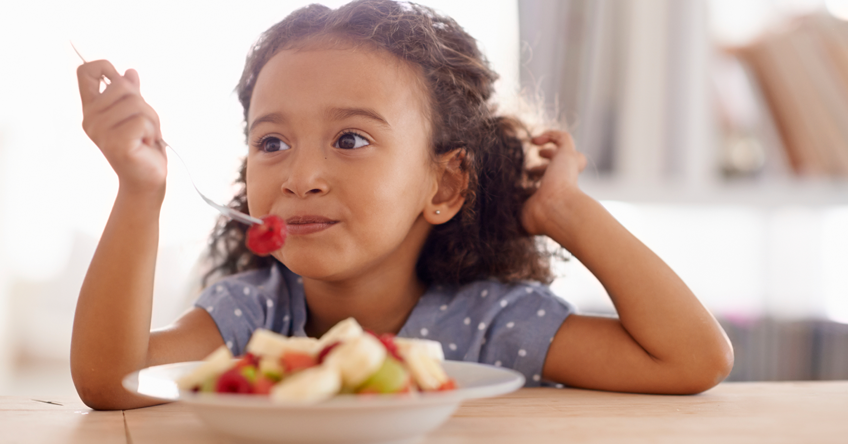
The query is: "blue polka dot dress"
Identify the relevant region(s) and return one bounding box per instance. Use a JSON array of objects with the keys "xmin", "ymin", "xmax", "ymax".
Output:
[{"xmin": 195, "ymin": 263, "xmax": 574, "ymax": 387}]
